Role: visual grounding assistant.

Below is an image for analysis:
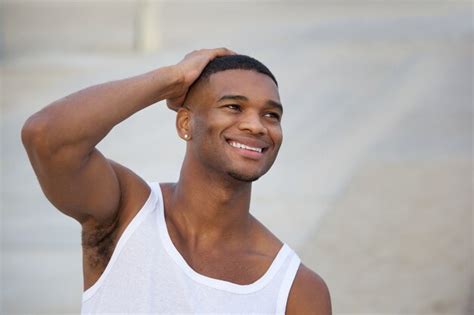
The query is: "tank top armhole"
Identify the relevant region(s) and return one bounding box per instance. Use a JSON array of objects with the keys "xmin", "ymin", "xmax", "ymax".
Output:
[
  {"xmin": 275, "ymin": 253, "xmax": 301, "ymax": 315},
  {"xmin": 82, "ymin": 182, "xmax": 158, "ymax": 302}
]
